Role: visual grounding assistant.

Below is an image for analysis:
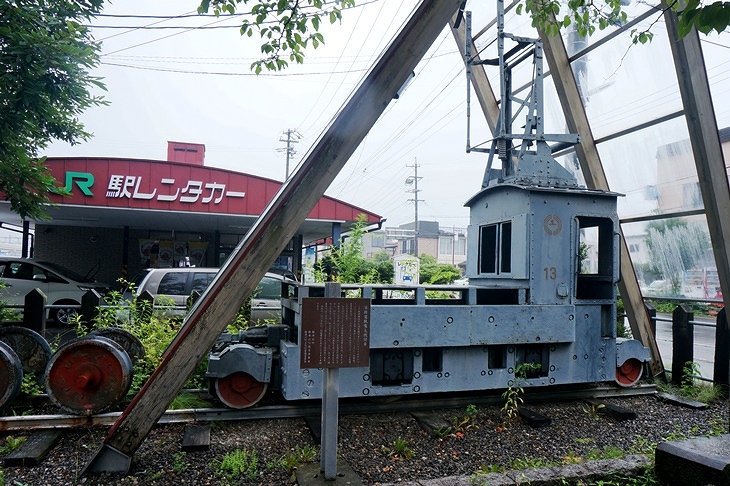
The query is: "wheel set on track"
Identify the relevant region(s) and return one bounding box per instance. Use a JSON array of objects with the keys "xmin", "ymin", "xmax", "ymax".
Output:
[
  {"xmin": 0, "ymin": 326, "xmax": 269, "ymax": 415},
  {"xmin": 0, "ymin": 326, "xmax": 141, "ymax": 416}
]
